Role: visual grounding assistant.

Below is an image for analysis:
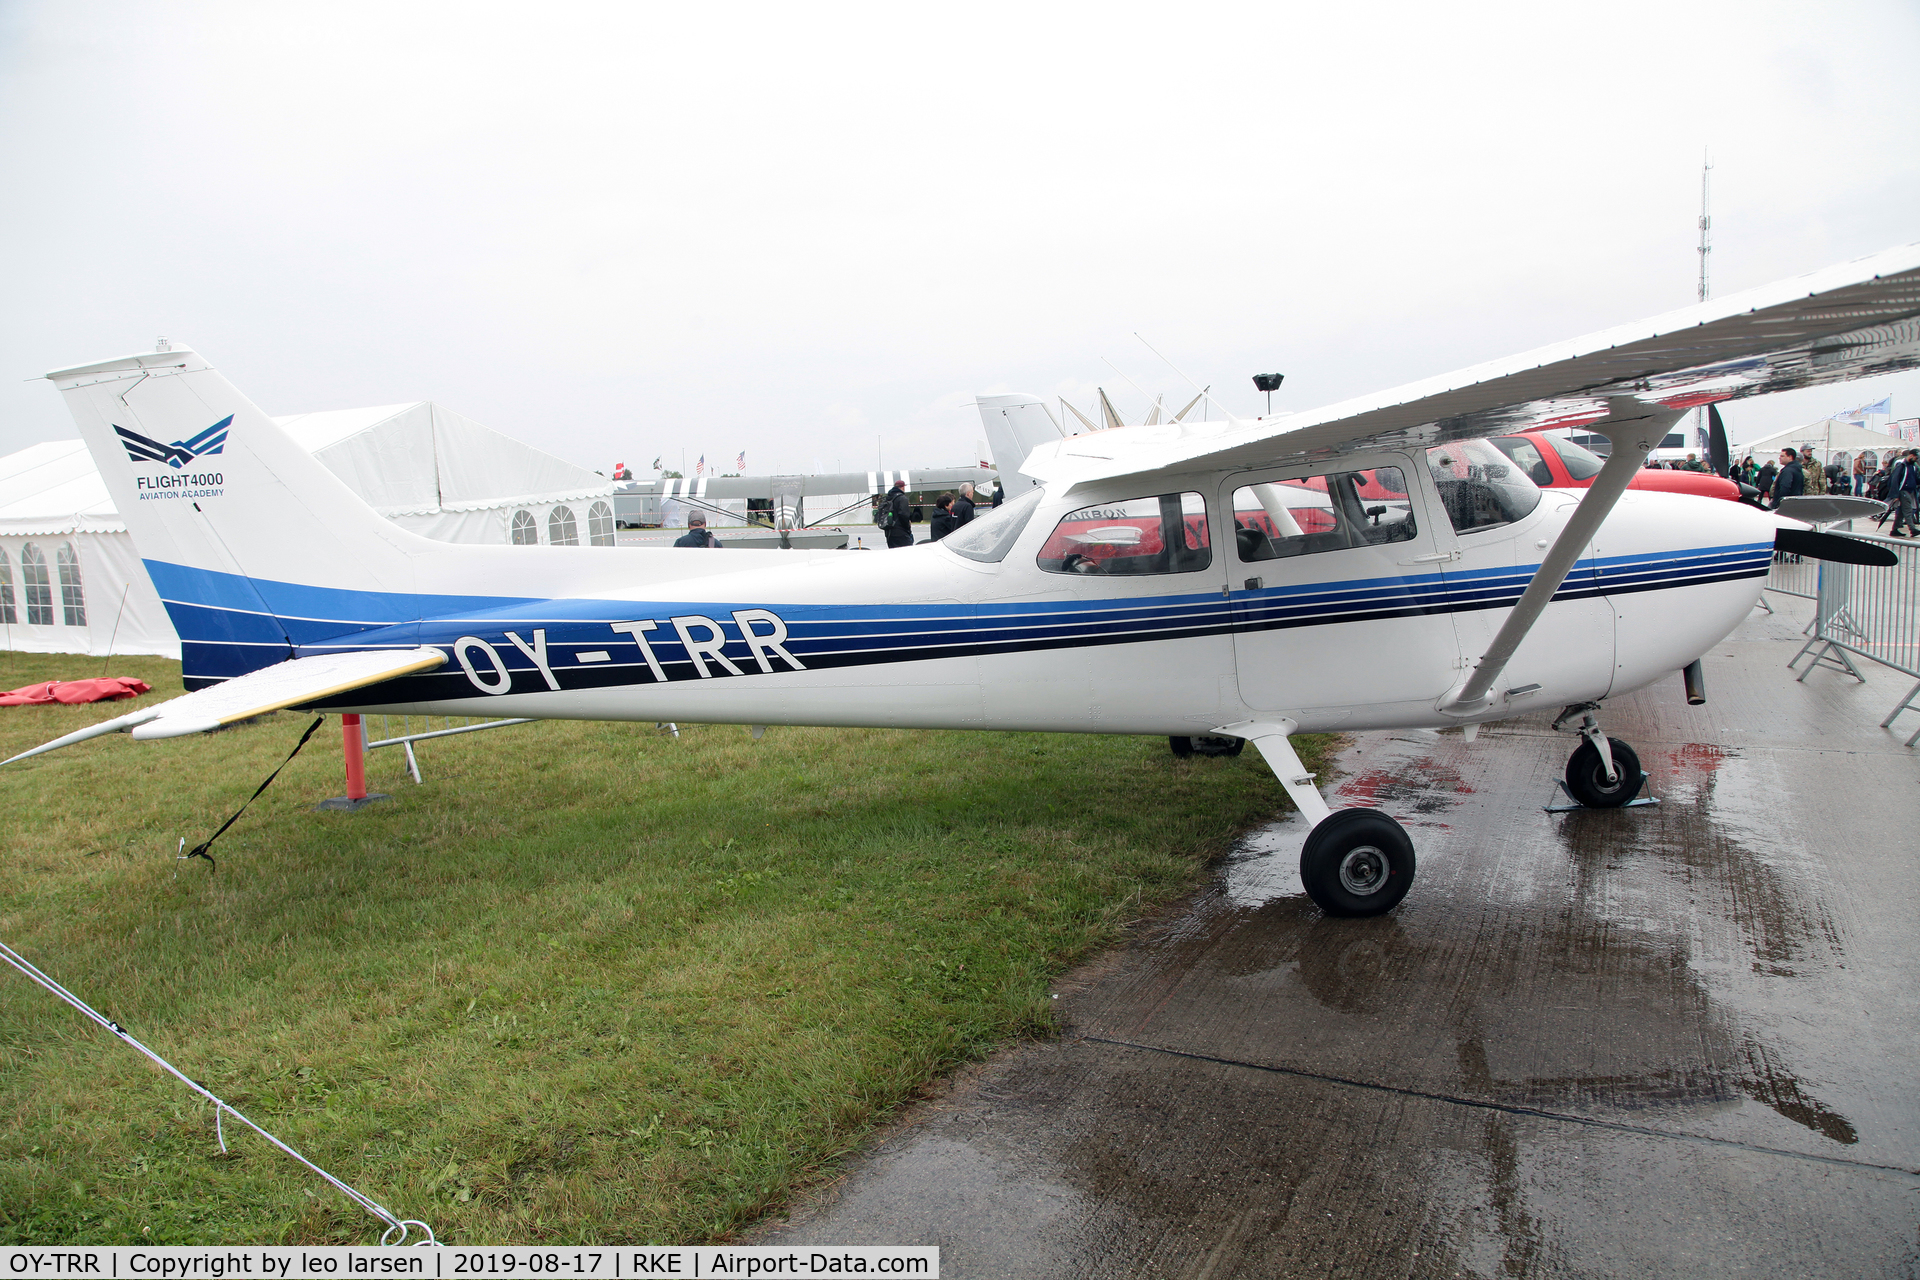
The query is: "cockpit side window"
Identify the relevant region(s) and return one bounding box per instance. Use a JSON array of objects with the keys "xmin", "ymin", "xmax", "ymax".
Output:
[
  {"xmin": 1425, "ymin": 440, "xmax": 1542, "ymax": 534},
  {"xmin": 1232, "ymin": 467, "xmax": 1418, "ymax": 562},
  {"xmin": 1038, "ymin": 492, "xmax": 1211, "ymax": 576}
]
